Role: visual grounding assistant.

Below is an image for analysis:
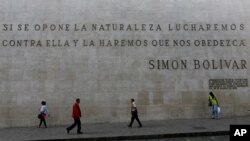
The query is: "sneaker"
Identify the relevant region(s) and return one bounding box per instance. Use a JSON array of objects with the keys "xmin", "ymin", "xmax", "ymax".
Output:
[
  {"xmin": 66, "ymin": 129, "xmax": 70, "ymax": 134},
  {"xmin": 77, "ymin": 131, "xmax": 83, "ymax": 134}
]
